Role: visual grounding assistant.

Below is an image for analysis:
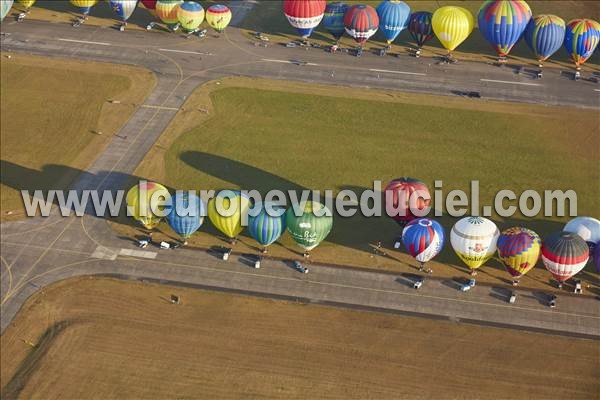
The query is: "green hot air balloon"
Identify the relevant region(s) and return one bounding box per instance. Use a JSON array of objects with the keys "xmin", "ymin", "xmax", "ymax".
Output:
[{"xmin": 286, "ymin": 201, "xmax": 333, "ymax": 257}]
